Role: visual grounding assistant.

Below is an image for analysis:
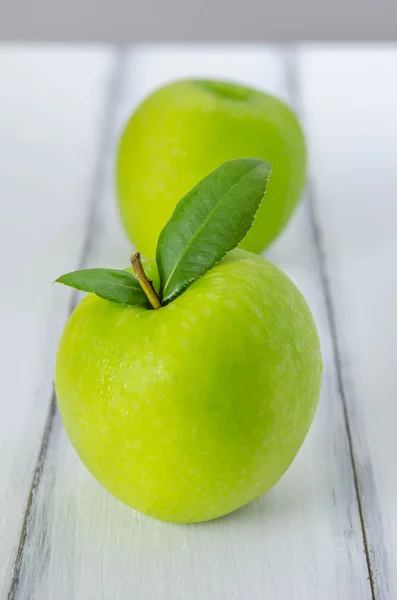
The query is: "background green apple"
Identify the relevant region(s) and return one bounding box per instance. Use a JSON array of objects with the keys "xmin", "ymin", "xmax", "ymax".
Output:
[
  {"xmin": 56, "ymin": 250, "xmax": 322, "ymax": 524},
  {"xmin": 116, "ymin": 79, "xmax": 307, "ymax": 258}
]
